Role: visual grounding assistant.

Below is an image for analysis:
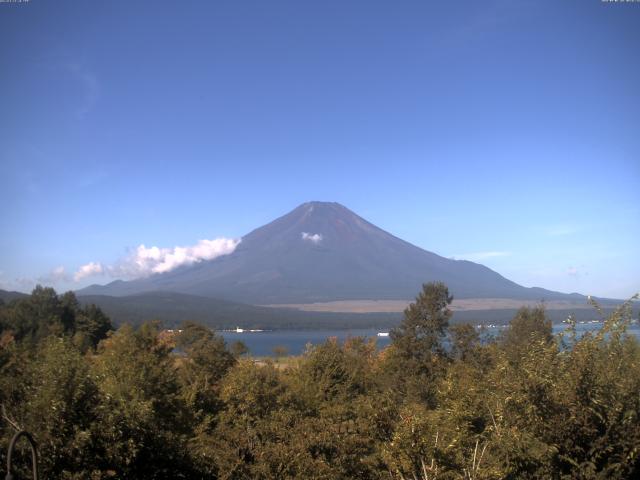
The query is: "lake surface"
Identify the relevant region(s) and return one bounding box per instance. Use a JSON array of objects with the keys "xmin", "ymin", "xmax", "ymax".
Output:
[{"xmin": 219, "ymin": 323, "xmax": 640, "ymax": 357}]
